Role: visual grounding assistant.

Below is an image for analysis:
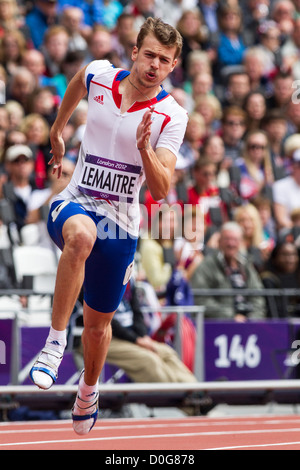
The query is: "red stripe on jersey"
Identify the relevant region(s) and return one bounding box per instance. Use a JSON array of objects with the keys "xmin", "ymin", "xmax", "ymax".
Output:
[
  {"xmin": 112, "ymin": 75, "xmax": 122, "ymax": 108},
  {"xmin": 152, "ymin": 106, "xmax": 171, "ymax": 134},
  {"xmin": 90, "ymin": 80, "xmax": 112, "ymax": 91}
]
